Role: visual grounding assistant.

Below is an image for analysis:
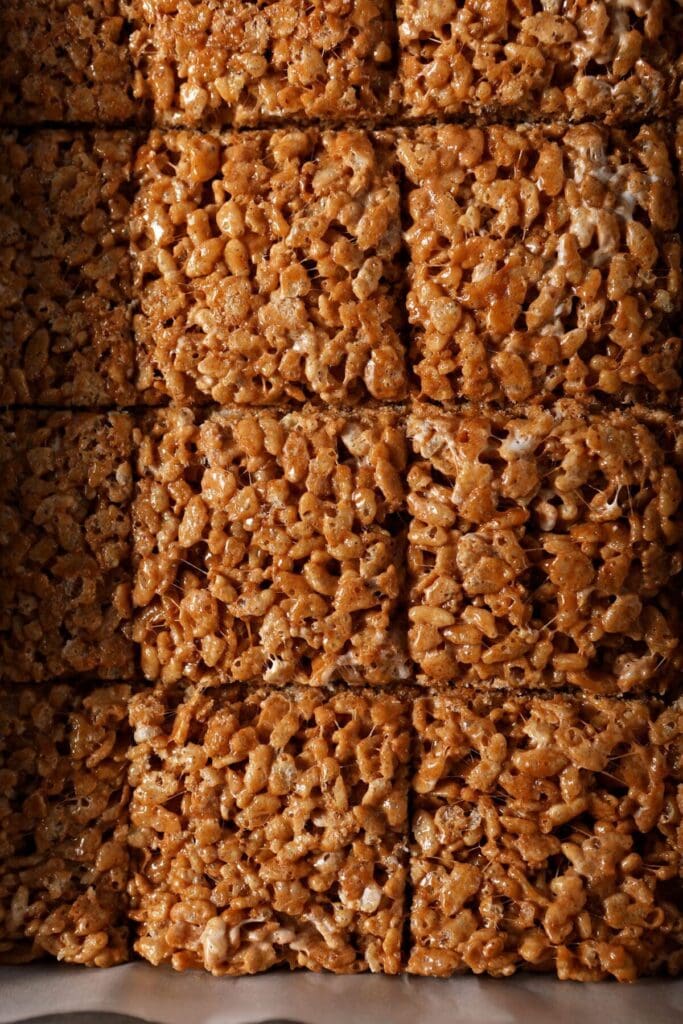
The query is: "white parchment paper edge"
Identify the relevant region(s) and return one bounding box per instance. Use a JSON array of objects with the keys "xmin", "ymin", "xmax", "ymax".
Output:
[{"xmin": 2, "ymin": 963, "xmax": 682, "ymax": 1024}]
